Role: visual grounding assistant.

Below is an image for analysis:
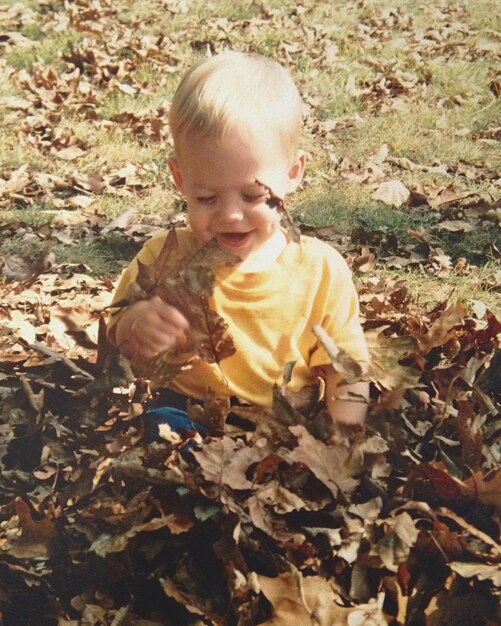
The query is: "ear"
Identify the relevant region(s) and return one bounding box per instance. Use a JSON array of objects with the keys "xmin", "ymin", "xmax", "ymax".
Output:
[
  {"xmin": 168, "ymin": 156, "xmax": 185, "ymax": 194},
  {"xmin": 286, "ymin": 150, "xmax": 306, "ymax": 193}
]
